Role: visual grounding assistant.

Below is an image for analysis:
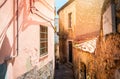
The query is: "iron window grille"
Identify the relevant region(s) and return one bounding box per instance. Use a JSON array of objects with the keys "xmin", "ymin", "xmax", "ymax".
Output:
[{"xmin": 40, "ymin": 25, "xmax": 48, "ymax": 56}]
